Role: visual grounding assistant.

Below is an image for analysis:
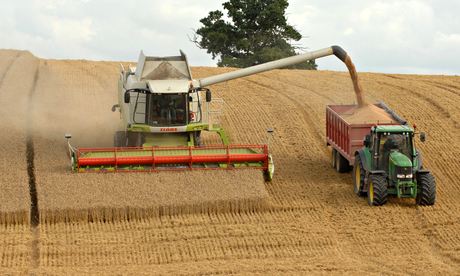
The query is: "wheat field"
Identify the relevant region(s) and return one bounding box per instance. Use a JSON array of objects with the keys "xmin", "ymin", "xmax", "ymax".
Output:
[{"xmin": 0, "ymin": 50, "xmax": 459, "ymax": 274}]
